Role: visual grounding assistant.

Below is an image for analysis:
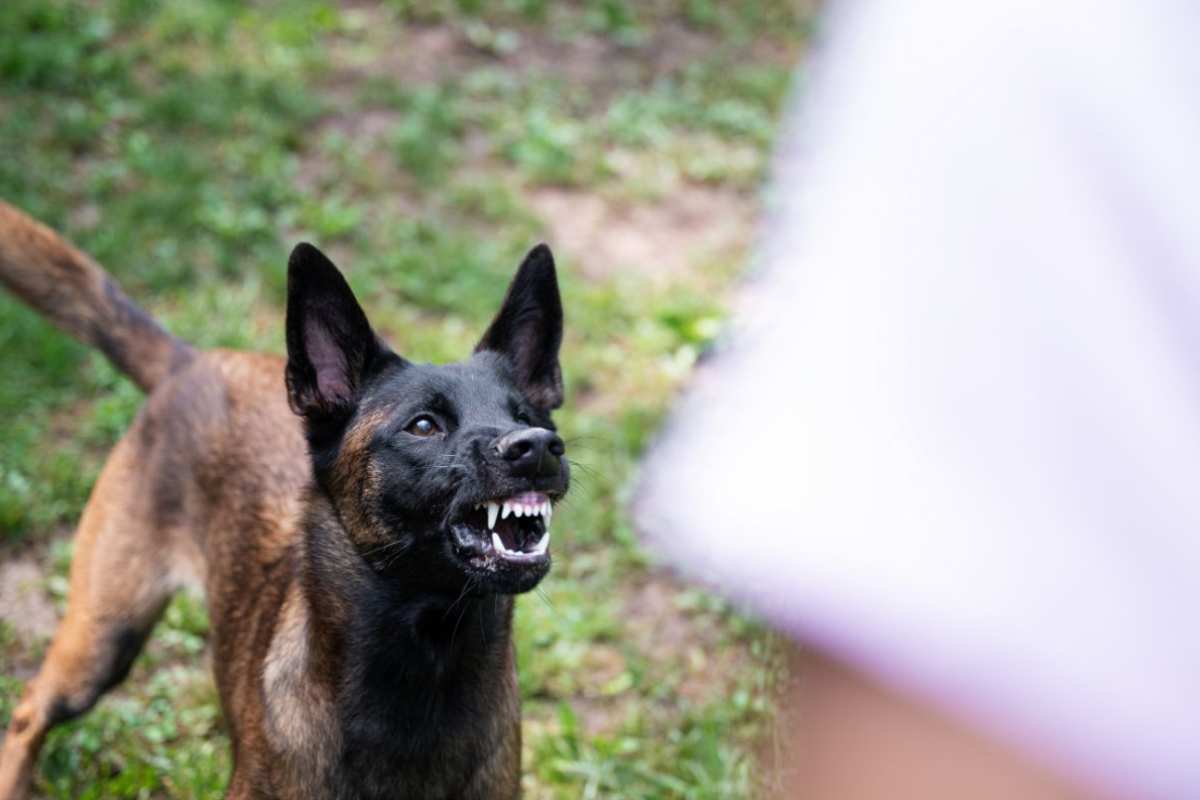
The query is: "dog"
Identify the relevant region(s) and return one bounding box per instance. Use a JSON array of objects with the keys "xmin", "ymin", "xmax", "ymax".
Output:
[{"xmin": 0, "ymin": 200, "xmax": 569, "ymax": 799}]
